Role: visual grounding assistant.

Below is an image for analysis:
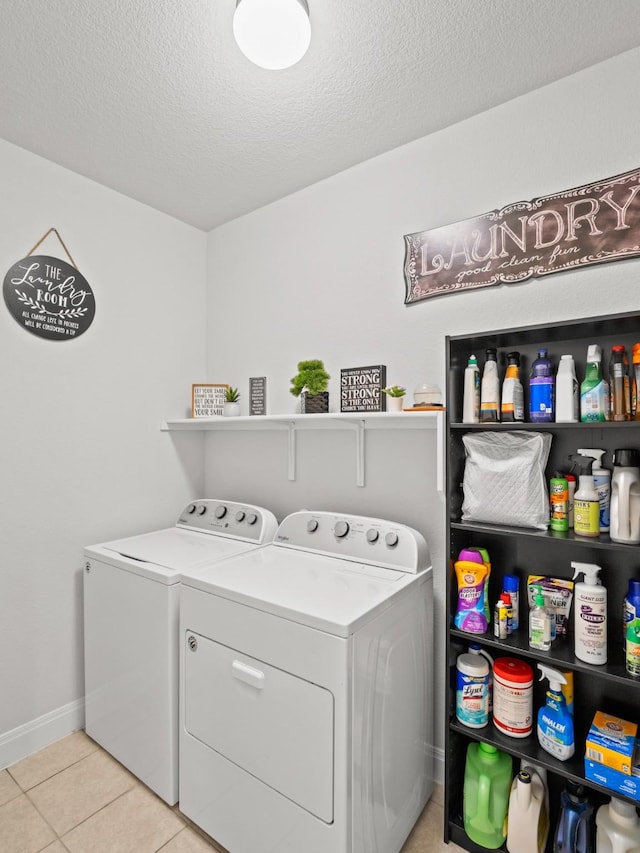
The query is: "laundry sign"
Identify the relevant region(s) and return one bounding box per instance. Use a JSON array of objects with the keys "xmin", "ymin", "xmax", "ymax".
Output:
[
  {"xmin": 3, "ymin": 229, "xmax": 95, "ymax": 340},
  {"xmin": 404, "ymin": 167, "xmax": 640, "ymax": 303}
]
